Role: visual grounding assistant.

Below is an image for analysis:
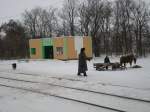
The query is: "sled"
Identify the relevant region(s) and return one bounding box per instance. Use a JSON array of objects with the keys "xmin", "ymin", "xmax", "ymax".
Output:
[{"xmin": 93, "ymin": 62, "xmax": 124, "ymax": 71}]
